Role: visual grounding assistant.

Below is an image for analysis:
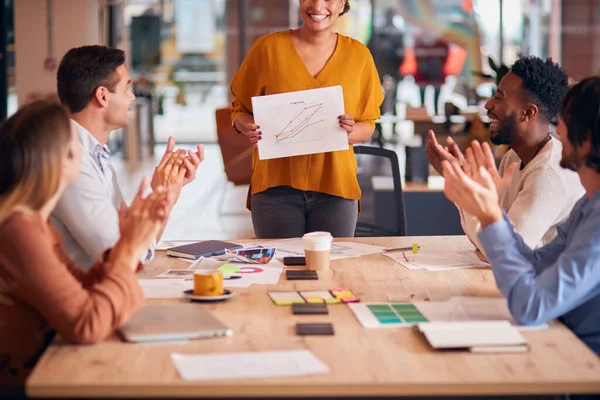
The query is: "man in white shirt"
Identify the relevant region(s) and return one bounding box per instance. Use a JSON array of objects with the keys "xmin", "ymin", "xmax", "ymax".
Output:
[
  {"xmin": 51, "ymin": 45, "xmax": 204, "ymax": 269},
  {"xmin": 427, "ymin": 56, "xmax": 584, "ymax": 254}
]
